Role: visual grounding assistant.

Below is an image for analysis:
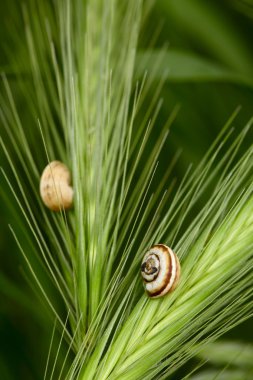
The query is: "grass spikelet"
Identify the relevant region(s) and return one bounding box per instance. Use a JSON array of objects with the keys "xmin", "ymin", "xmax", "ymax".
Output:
[{"xmin": 1, "ymin": 0, "xmax": 253, "ymax": 379}]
